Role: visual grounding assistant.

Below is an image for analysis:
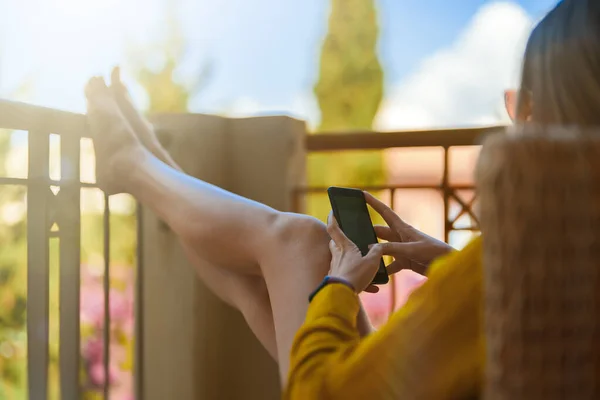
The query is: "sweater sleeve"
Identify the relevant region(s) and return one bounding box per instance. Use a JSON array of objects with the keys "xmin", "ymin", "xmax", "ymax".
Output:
[{"xmin": 284, "ymin": 237, "xmax": 484, "ymax": 400}]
